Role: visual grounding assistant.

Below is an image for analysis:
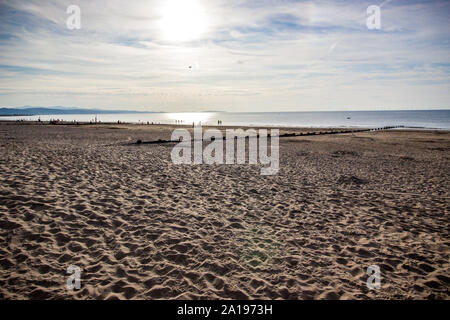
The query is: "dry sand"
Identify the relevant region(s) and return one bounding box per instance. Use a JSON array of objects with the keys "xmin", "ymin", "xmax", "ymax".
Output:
[{"xmin": 0, "ymin": 122, "xmax": 449, "ymax": 299}]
